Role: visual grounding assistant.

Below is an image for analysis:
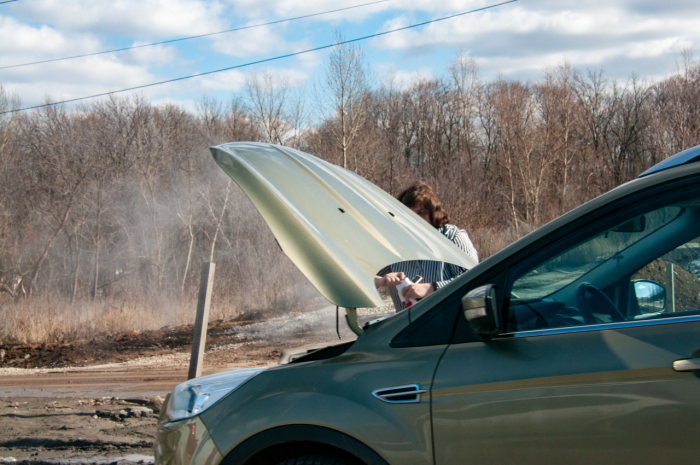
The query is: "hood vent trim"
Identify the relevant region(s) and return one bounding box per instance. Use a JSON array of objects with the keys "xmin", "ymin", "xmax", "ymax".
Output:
[{"xmin": 372, "ymin": 384, "xmax": 428, "ymax": 403}]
